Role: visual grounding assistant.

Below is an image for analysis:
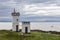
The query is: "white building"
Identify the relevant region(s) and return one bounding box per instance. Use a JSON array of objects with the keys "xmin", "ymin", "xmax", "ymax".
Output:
[
  {"xmin": 22, "ymin": 22, "xmax": 30, "ymax": 33},
  {"xmin": 11, "ymin": 9, "xmax": 20, "ymax": 32}
]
